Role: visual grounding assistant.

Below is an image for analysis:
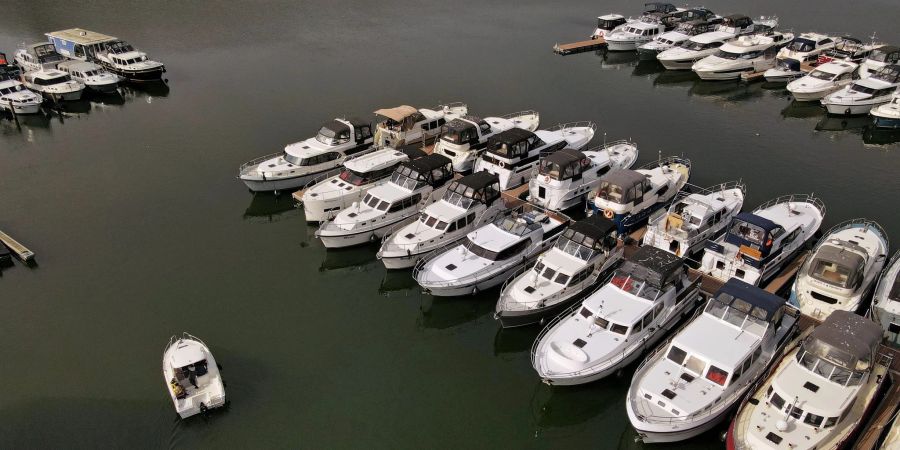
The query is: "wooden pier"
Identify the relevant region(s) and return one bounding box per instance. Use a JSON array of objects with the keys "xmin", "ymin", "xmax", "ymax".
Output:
[
  {"xmin": 553, "ymin": 37, "xmax": 607, "ymax": 55},
  {"xmin": 0, "ymin": 229, "xmax": 35, "ymax": 262}
]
